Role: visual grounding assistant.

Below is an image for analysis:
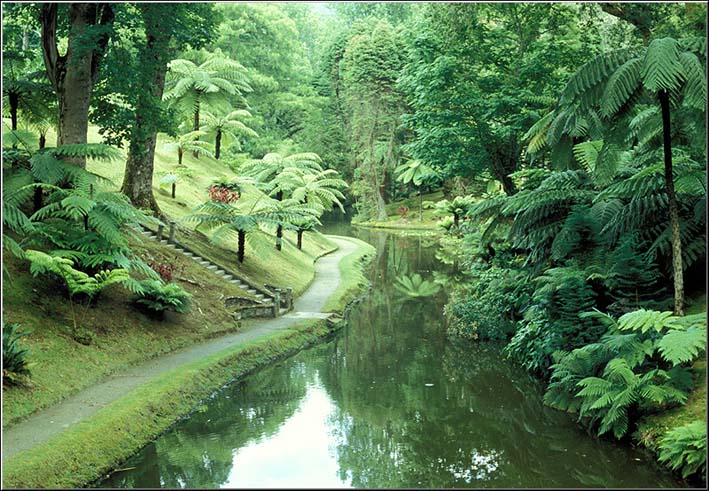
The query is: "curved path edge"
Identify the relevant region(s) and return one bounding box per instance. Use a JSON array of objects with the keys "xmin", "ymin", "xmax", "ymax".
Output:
[{"xmin": 1, "ymin": 236, "xmax": 358, "ymax": 461}]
